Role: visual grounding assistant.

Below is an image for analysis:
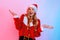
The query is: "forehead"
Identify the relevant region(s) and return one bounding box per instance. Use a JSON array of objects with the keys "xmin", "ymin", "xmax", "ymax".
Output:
[{"xmin": 27, "ymin": 7, "xmax": 34, "ymax": 10}]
